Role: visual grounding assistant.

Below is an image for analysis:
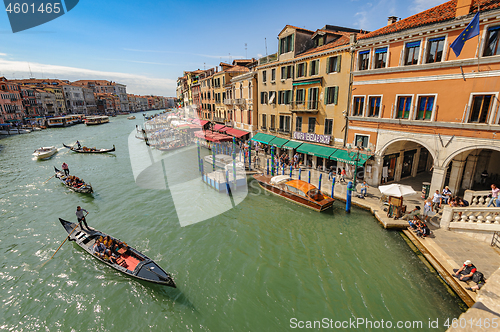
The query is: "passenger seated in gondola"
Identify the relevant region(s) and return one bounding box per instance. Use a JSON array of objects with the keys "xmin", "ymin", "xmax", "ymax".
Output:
[{"xmin": 92, "ymin": 239, "xmax": 106, "ymax": 258}]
